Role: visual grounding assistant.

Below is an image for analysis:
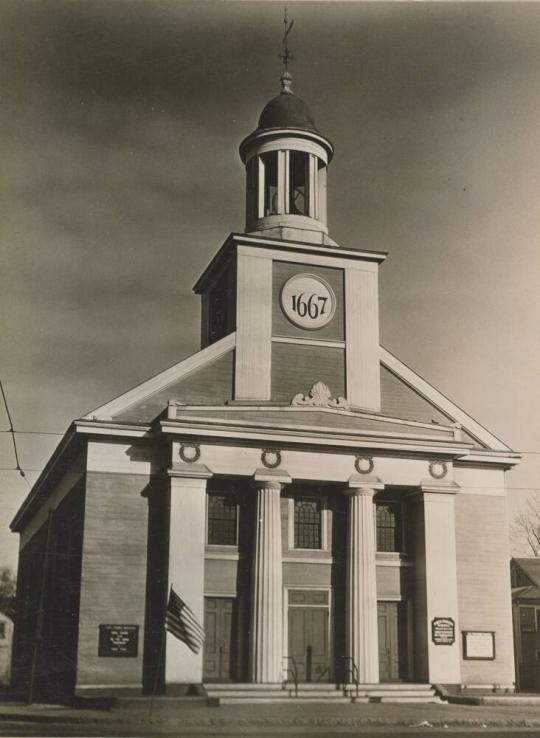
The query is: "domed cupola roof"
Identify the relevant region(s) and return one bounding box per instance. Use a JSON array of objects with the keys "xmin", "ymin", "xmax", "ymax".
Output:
[
  {"xmin": 258, "ymin": 90, "xmax": 319, "ymax": 134},
  {"xmin": 239, "ymin": 72, "xmax": 333, "ymax": 163}
]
